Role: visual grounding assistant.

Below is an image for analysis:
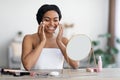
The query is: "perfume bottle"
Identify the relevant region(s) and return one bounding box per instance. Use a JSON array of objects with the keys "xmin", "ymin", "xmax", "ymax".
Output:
[{"xmin": 98, "ymin": 56, "xmax": 102, "ymax": 72}]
